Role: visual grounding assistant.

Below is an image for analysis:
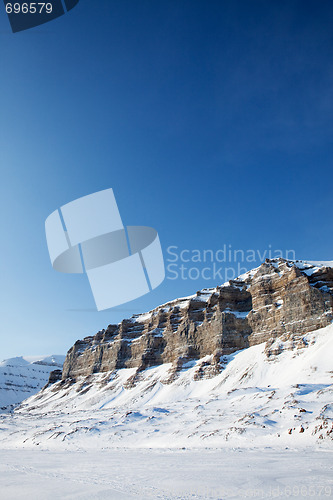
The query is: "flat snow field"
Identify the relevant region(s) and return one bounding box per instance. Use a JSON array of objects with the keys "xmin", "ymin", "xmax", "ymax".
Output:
[{"xmin": 0, "ymin": 448, "xmax": 332, "ymax": 499}]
